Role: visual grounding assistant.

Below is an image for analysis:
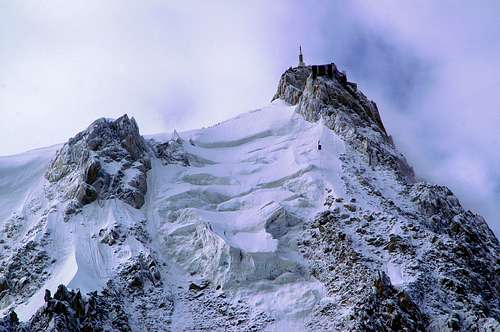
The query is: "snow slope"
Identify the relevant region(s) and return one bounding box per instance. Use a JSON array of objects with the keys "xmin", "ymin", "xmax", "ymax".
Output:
[
  {"xmin": 148, "ymin": 100, "xmax": 344, "ymax": 251},
  {"xmin": 0, "ymin": 101, "xmax": 346, "ymax": 328},
  {"xmin": 147, "ymin": 100, "xmax": 346, "ymax": 328}
]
